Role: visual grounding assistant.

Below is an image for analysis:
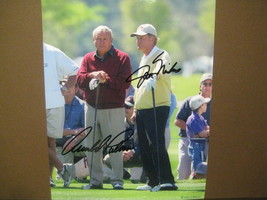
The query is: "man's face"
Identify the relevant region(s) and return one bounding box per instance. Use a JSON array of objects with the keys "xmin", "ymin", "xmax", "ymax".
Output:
[
  {"xmin": 136, "ymin": 34, "xmax": 154, "ymax": 53},
  {"xmin": 200, "ymin": 79, "xmax": 212, "ymax": 97},
  {"xmin": 62, "ymin": 84, "xmax": 75, "ymax": 97},
  {"xmin": 93, "ymin": 31, "xmax": 112, "ymax": 56},
  {"xmin": 124, "ymin": 105, "xmax": 134, "ymax": 120}
]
